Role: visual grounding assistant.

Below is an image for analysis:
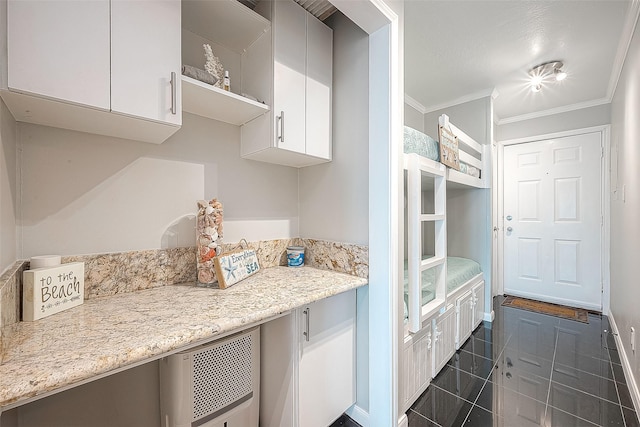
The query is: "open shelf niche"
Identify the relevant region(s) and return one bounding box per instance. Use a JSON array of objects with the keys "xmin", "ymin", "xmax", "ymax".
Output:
[{"xmin": 181, "ymin": 0, "xmax": 270, "ymax": 125}]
